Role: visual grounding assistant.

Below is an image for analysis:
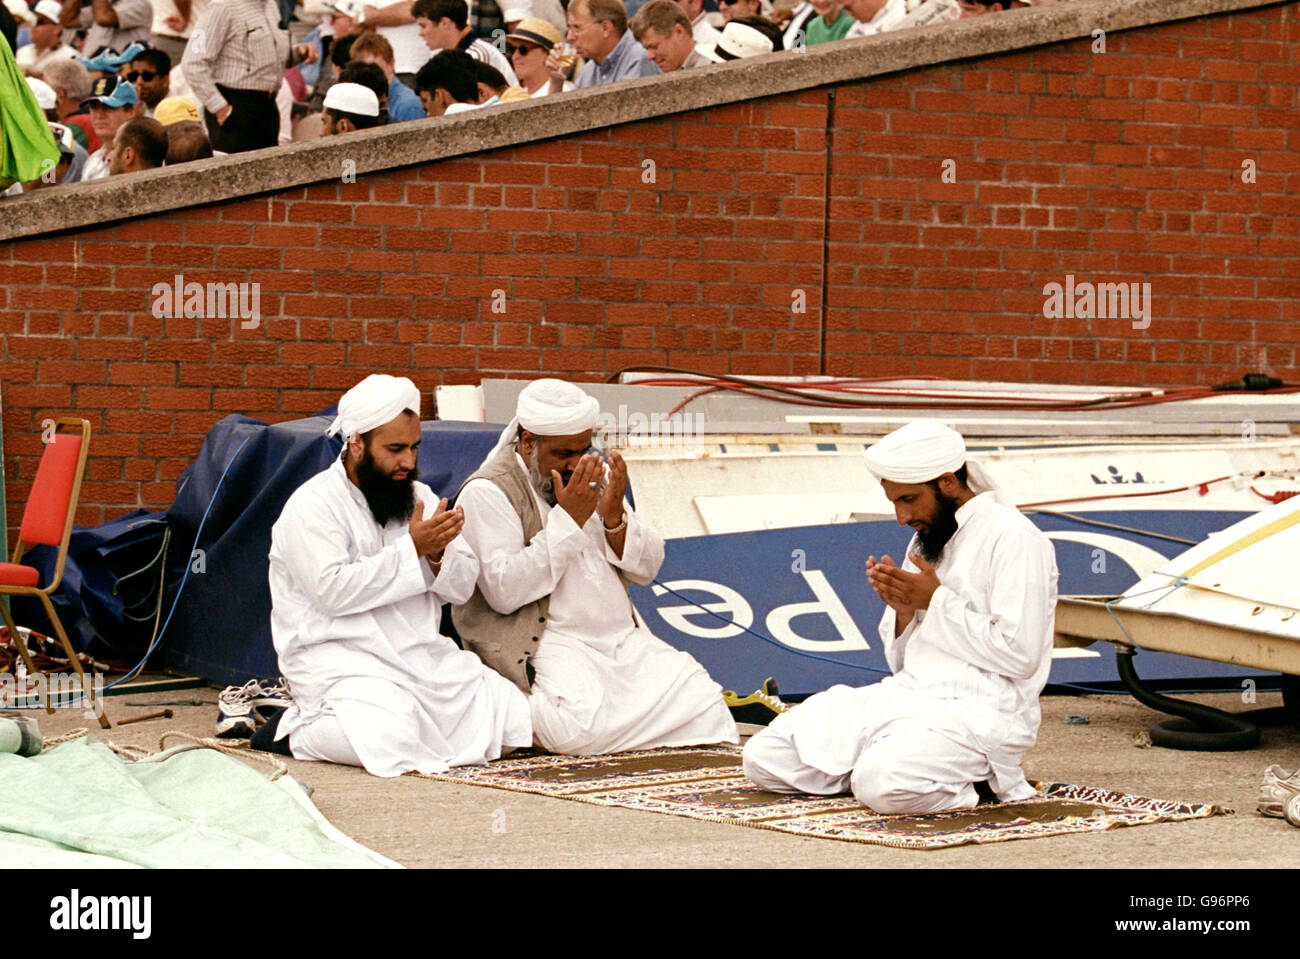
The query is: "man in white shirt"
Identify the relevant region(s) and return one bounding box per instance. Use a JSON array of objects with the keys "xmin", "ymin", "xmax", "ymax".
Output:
[
  {"xmin": 743, "ymin": 420, "xmax": 1059, "ymax": 813},
  {"xmin": 843, "ymin": 0, "xmax": 904, "ymax": 36},
  {"xmin": 258, "ymin": 374, "xmax": 532, "ymax": 777},
  {"xmin": 454, "ymin": 379, "xmax": 738, "ymax": 755},
  {"xmin": 78, "ymin": 74, "xmax": 139, "ymax": 181},
  {"xmin": 675, "ymin": 0, "xmax": 720, "ymax": 44},
  {"xmin": 15, "ymin": 0, "xmax": 78, "ymax": 71}
]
